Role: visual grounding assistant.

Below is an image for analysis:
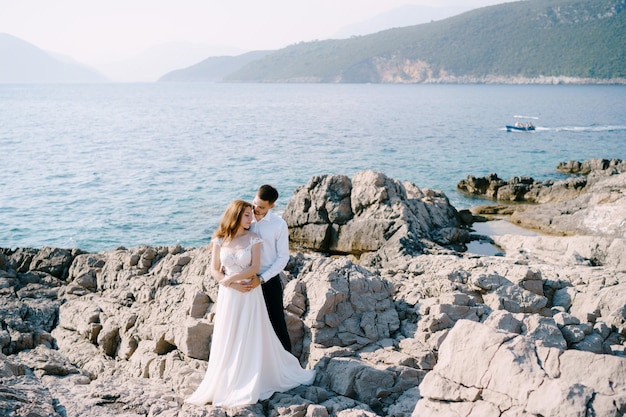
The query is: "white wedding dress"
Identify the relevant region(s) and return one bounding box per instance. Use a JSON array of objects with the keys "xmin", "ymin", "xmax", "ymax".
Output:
[{"xmin": 186, "ymin": 234, "xmax": 315, "ymax": 407}]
